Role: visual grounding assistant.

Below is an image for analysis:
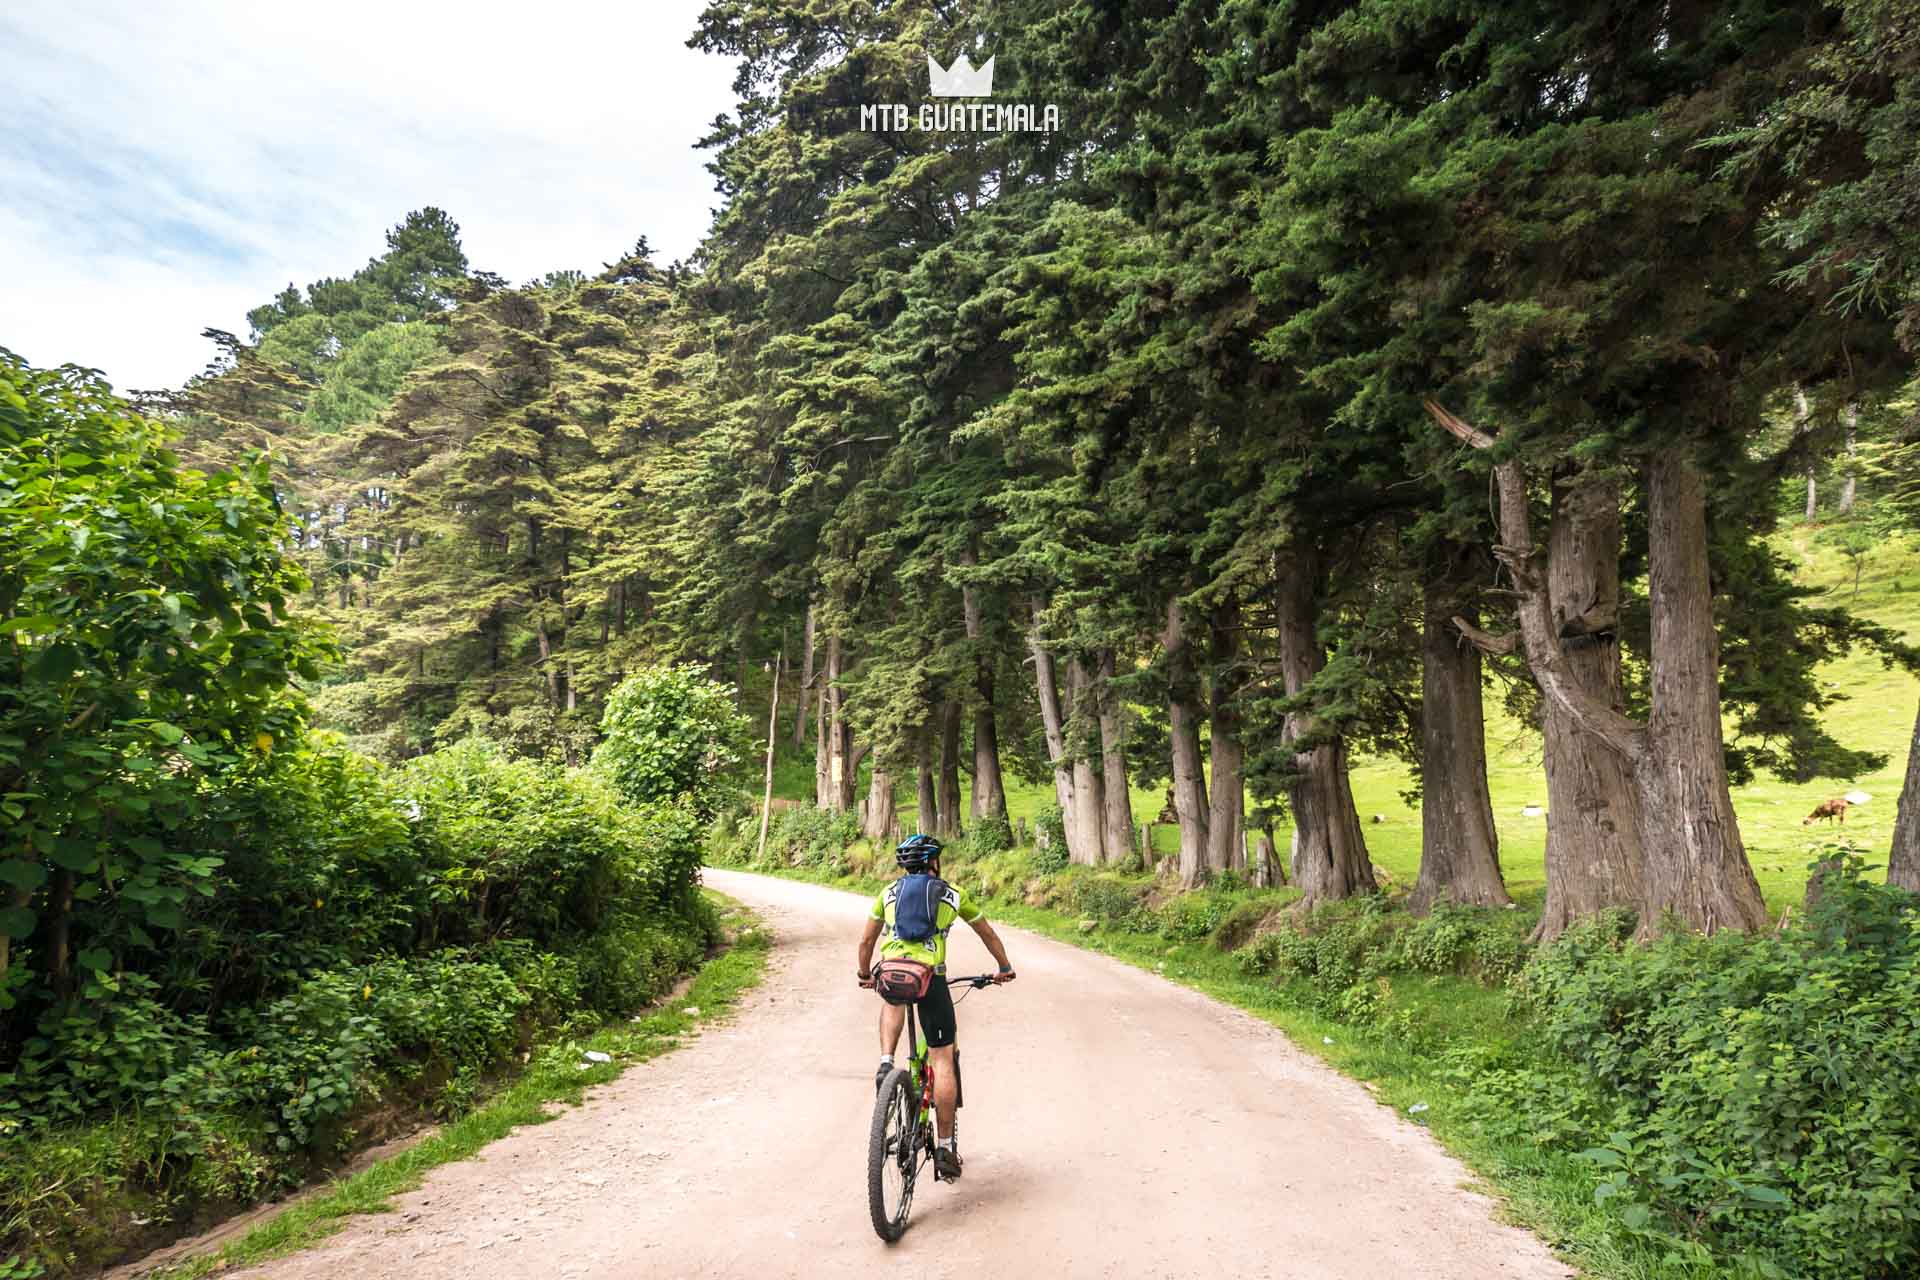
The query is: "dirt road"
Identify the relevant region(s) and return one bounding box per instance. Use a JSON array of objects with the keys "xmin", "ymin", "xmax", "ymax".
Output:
[{"xmin": 231, "ymin": 870, "xmax": 1570, "ymax": 1279}]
